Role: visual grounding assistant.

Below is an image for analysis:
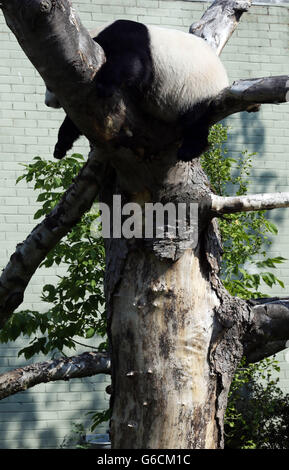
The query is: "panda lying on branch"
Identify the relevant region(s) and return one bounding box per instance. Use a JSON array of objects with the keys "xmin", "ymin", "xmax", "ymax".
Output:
[{"xmin": 45, "ymin": 20, "xmax": 229, "ymax": 161}]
